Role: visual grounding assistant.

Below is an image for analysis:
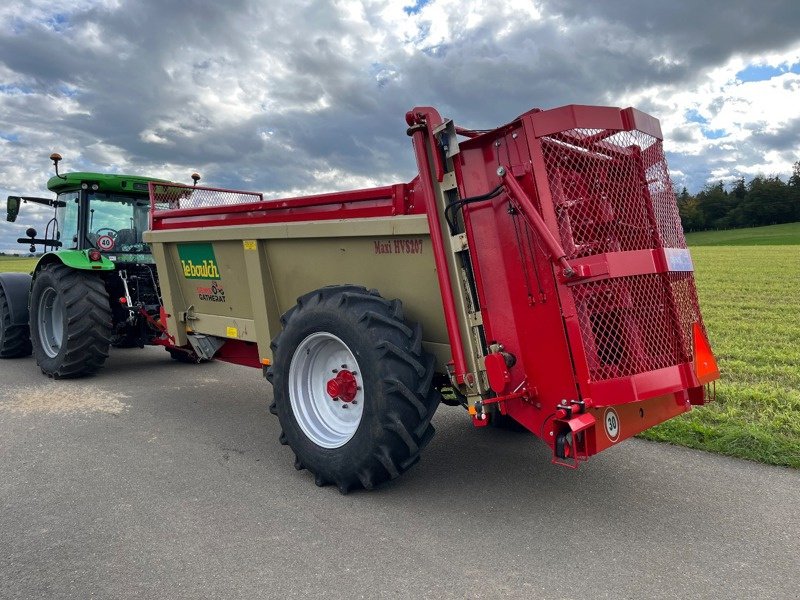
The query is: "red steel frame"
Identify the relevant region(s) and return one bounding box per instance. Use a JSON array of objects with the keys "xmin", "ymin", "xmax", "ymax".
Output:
[{"xmin": 150, "ymin": 104, "xmax": 719, "ymax": 465}]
